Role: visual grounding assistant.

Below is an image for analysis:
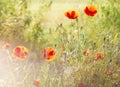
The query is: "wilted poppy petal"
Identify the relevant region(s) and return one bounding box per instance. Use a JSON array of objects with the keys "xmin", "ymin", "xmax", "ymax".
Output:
[
  {"xmin": 83, "ymin": 51, "xmax": 89, "ymax": 56},
  {"xmin": 94, "ymin": 52, "xmax": 104, "ymax": 60}
]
